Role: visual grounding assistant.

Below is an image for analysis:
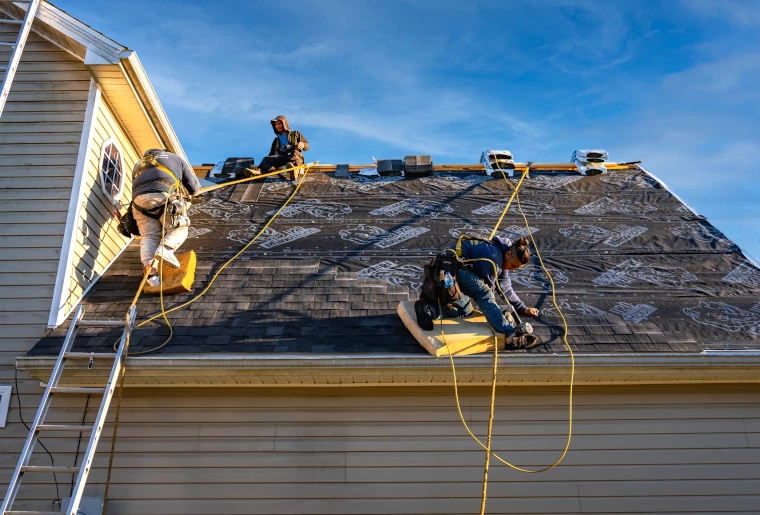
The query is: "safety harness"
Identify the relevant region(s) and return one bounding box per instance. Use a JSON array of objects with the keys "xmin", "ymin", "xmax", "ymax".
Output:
[
  {"xmin": 420, "ymin": 235, "xmax": 502, "ymax": 315},
  {"xmin": 116, "ymin": 155, "xmax": 189, "ymax": 237}
]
